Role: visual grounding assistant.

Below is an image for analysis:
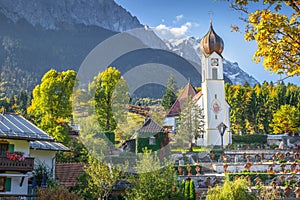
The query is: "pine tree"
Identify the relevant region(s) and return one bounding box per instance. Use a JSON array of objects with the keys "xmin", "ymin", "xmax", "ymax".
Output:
[
  {"xmin": 181, "ymin": 178, "xmax": 196, "ymax": 200},
  {"xmin": 162, "ymin": 74, "xmax": 177, "ymax": 111},
  {"xmin": 176, "ymin": 97, "xmax": 205, "ymax": 151}
]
